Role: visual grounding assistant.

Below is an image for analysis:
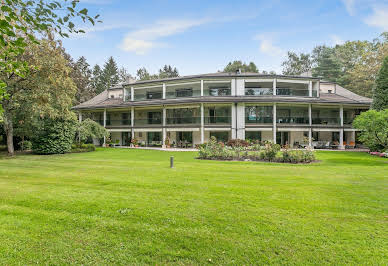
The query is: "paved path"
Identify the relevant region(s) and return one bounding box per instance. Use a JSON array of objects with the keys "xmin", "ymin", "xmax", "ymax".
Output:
[{"xmin": 115, "ymin": 146, "xmax": 198, "ymax": 152}]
